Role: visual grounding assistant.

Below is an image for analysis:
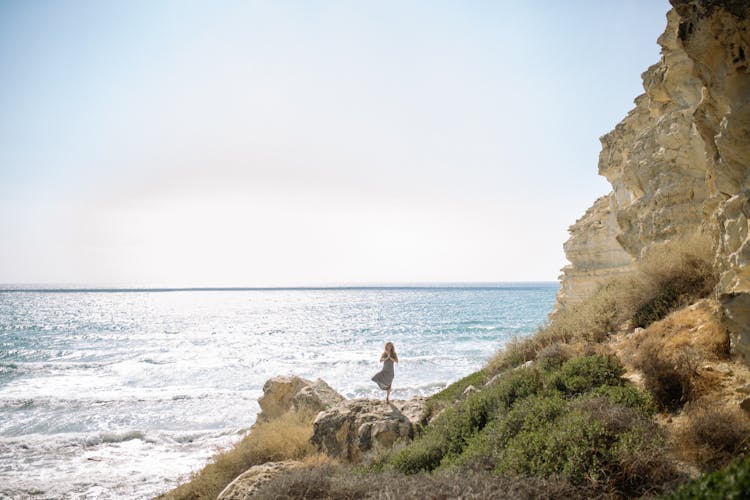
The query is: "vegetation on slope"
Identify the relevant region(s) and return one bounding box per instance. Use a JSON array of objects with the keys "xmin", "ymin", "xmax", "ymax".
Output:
[{"xmin": 382, "ymin": 355, "xmax": 677, "ymax": 496}]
